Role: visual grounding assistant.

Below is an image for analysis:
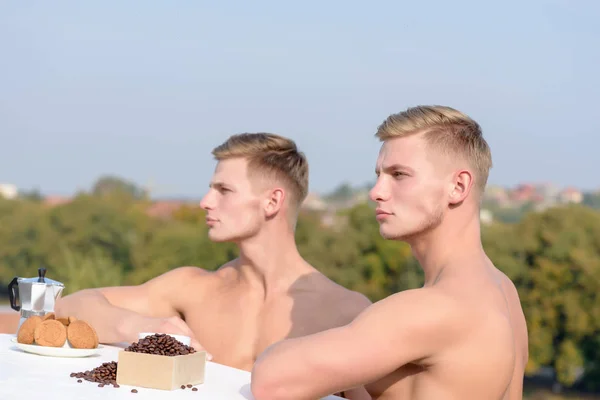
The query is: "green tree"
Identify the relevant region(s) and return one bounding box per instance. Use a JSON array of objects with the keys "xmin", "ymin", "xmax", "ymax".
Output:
[
  {"xmin": 58, "ymin": 245, "xmax": 125, "ymax": 294},
  {"xmin": 583, "ymin": 192, "xmax": 600, "ymax": 210},
  {"xmin": 47, "ymin": 194, "xmax": 140, "ymax": 274},
  {"xmin": 91, "ymin": 175, "xmax": 148, "ymax": 200},
  {"xmin": 3, "ymin": 190, "xmax": 600, "ymax": 395},
  {"xmin": 0, "ymin": 199, "xmax": 55, "ymax": 281},
  {"xmin": 324, "ymin": 183, "xmax": 354, "ymax": 203},
  {"xmin": 514, "ymin": 205, "xmax": 600, "ymax": 389}
]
